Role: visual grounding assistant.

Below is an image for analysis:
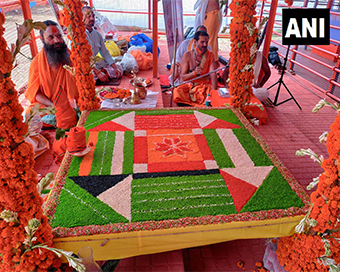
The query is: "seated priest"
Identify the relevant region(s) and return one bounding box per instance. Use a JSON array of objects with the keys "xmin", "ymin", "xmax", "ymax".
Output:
[
  {"xmin": 169, "ymin": 25, "xmax": 211, "ymax": 85},
  {"xmin": 82, "ymin": 6, "xmax": 123, "ymax": 83},
  {"xmin": 172, "ymin": 30, "xmax": 217, "ymax": 107},
  {"xmin": 25, "ymin": 20, "xmax": 78, "ymax": 130}
]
